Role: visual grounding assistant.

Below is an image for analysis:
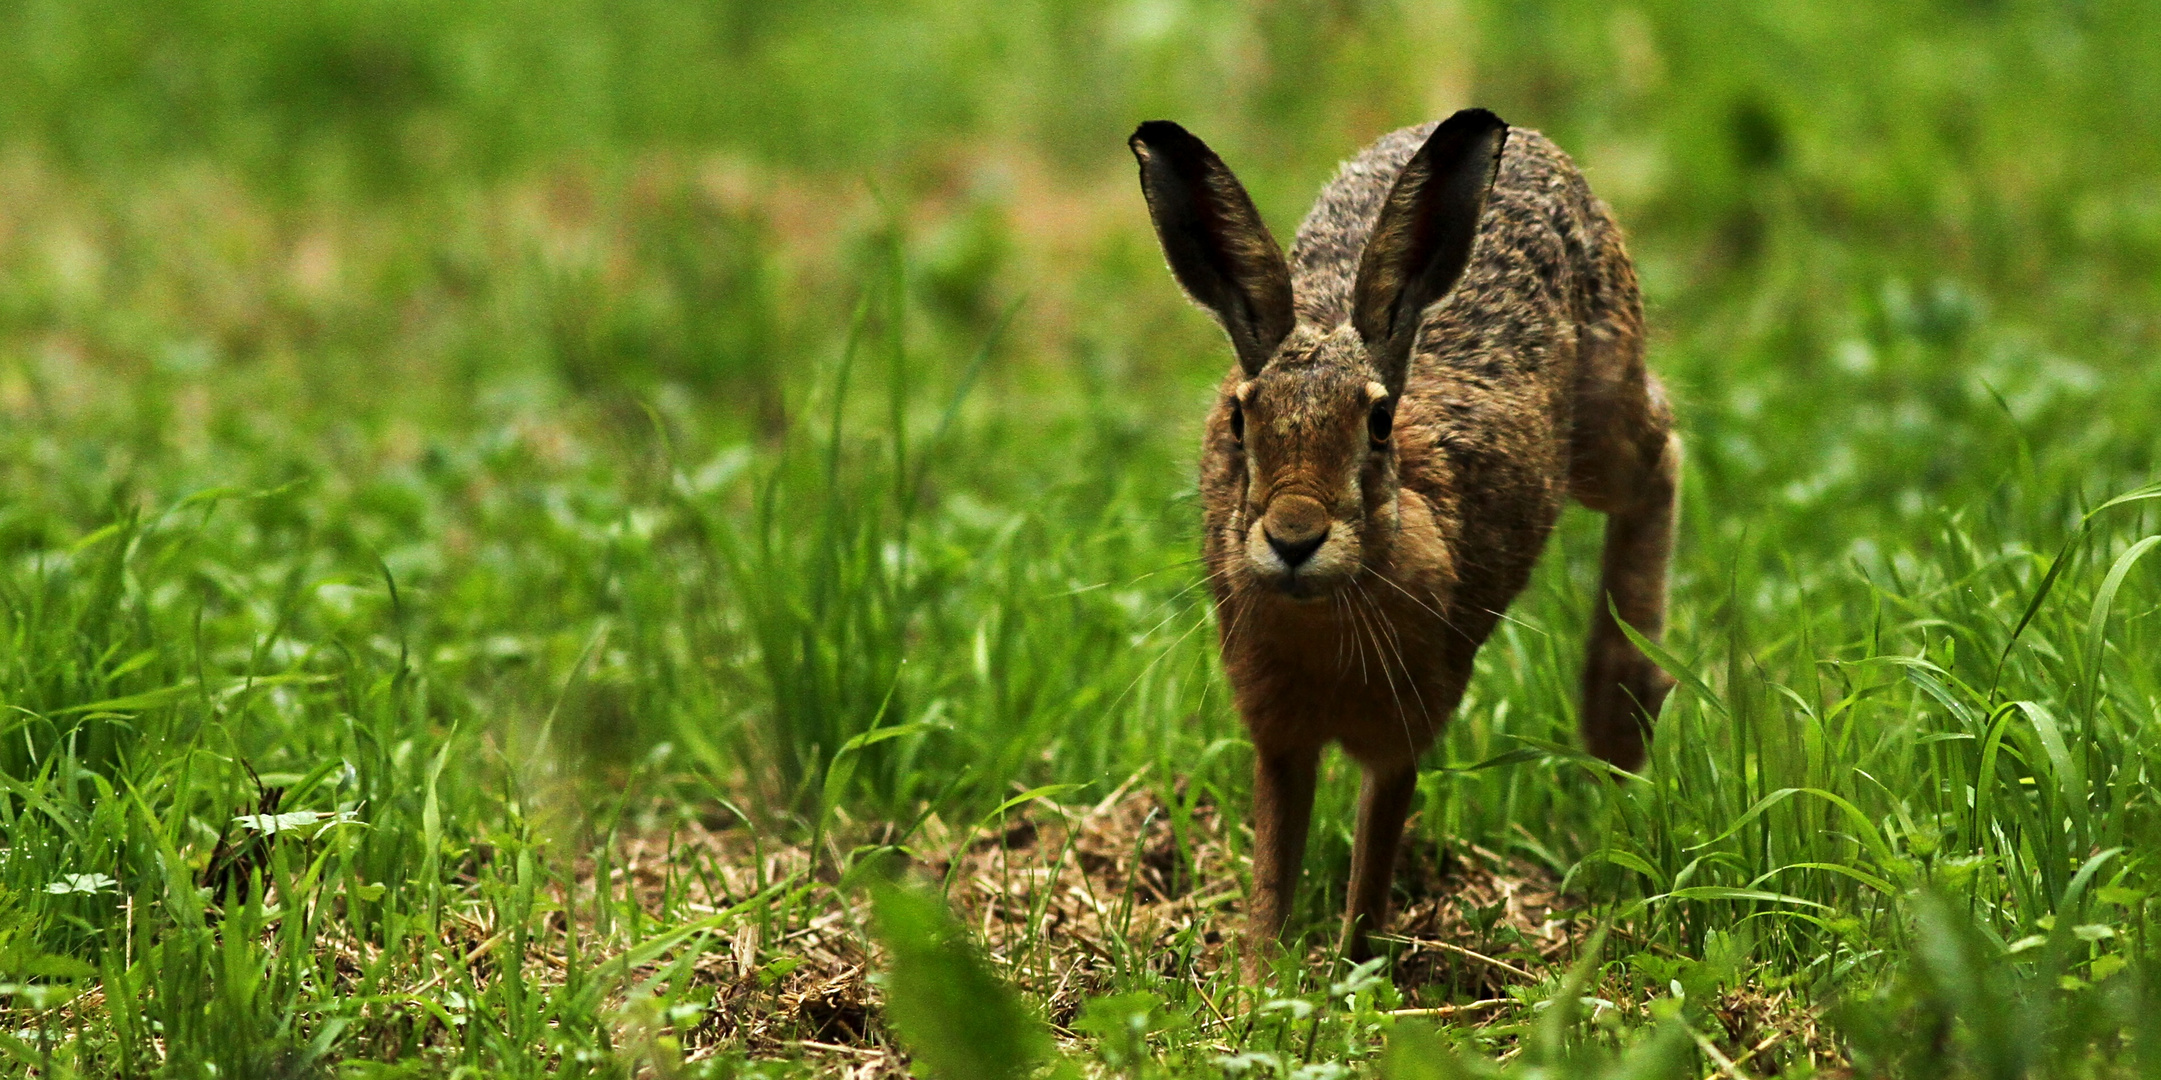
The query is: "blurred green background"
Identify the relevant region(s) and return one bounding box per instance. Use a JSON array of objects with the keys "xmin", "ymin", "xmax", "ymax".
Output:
[
  {"xmin": 2, "ymin": 0, "xmax": 2153, "ymax": 797},
  {"xmin": 1, "ymin": 0, "xmax": 2158, "ymax": 1074}
]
